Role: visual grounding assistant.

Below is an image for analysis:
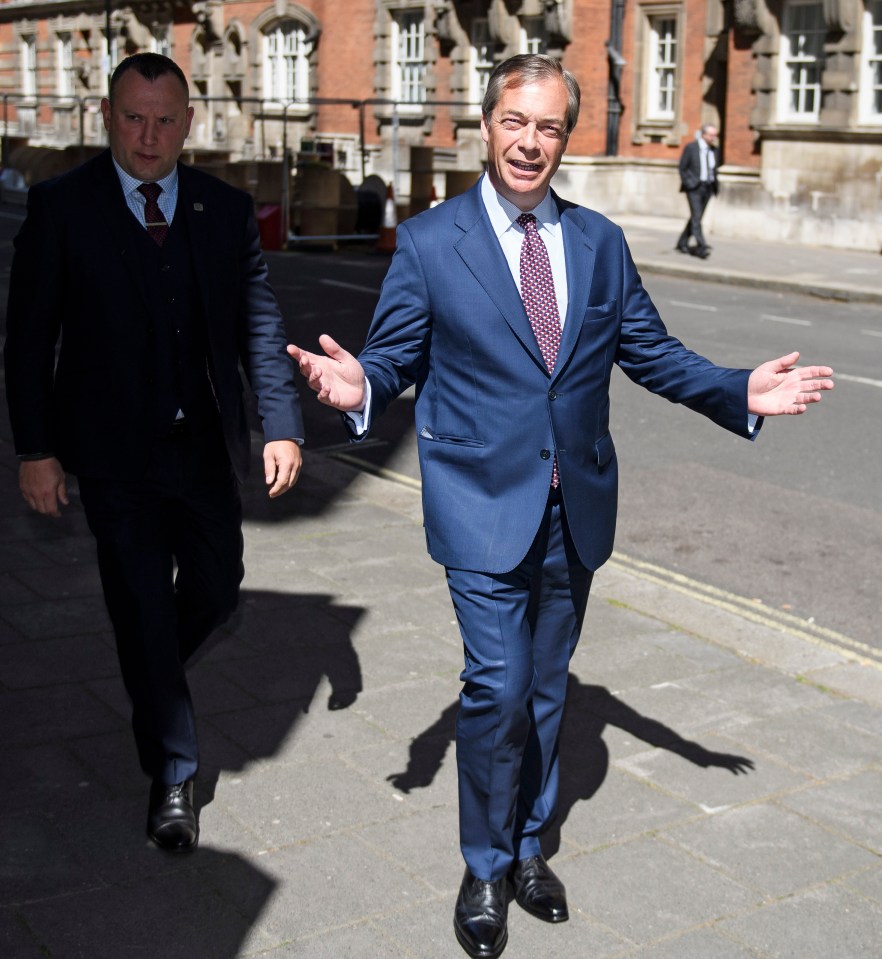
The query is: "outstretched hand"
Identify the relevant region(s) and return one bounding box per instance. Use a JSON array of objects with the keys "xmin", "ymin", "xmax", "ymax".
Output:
[
  {"xmin": 747, "ymin": 352, "xmax": 834, "ymax": 416},
  {"xmin": 287, "ymin": 334, "xmax": 366, "ymax": 412}
]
